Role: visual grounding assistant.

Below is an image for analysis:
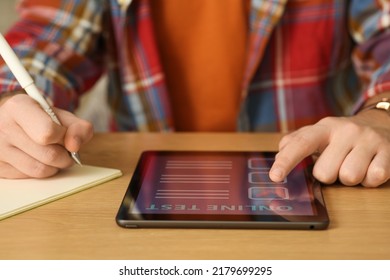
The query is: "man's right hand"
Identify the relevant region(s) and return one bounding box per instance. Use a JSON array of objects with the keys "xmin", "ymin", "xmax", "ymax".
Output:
[{"xmin": 0, "ymin": 94, "xmax": 93, "ymax": 179}]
